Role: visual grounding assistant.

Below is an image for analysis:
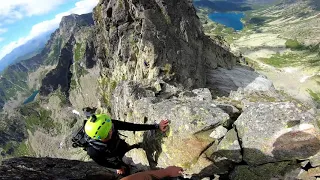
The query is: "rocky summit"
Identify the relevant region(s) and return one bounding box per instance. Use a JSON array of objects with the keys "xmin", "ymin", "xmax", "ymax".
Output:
[{"xmin": 0, "ymin": 0, "xmax": 320, "ymax": 180}]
